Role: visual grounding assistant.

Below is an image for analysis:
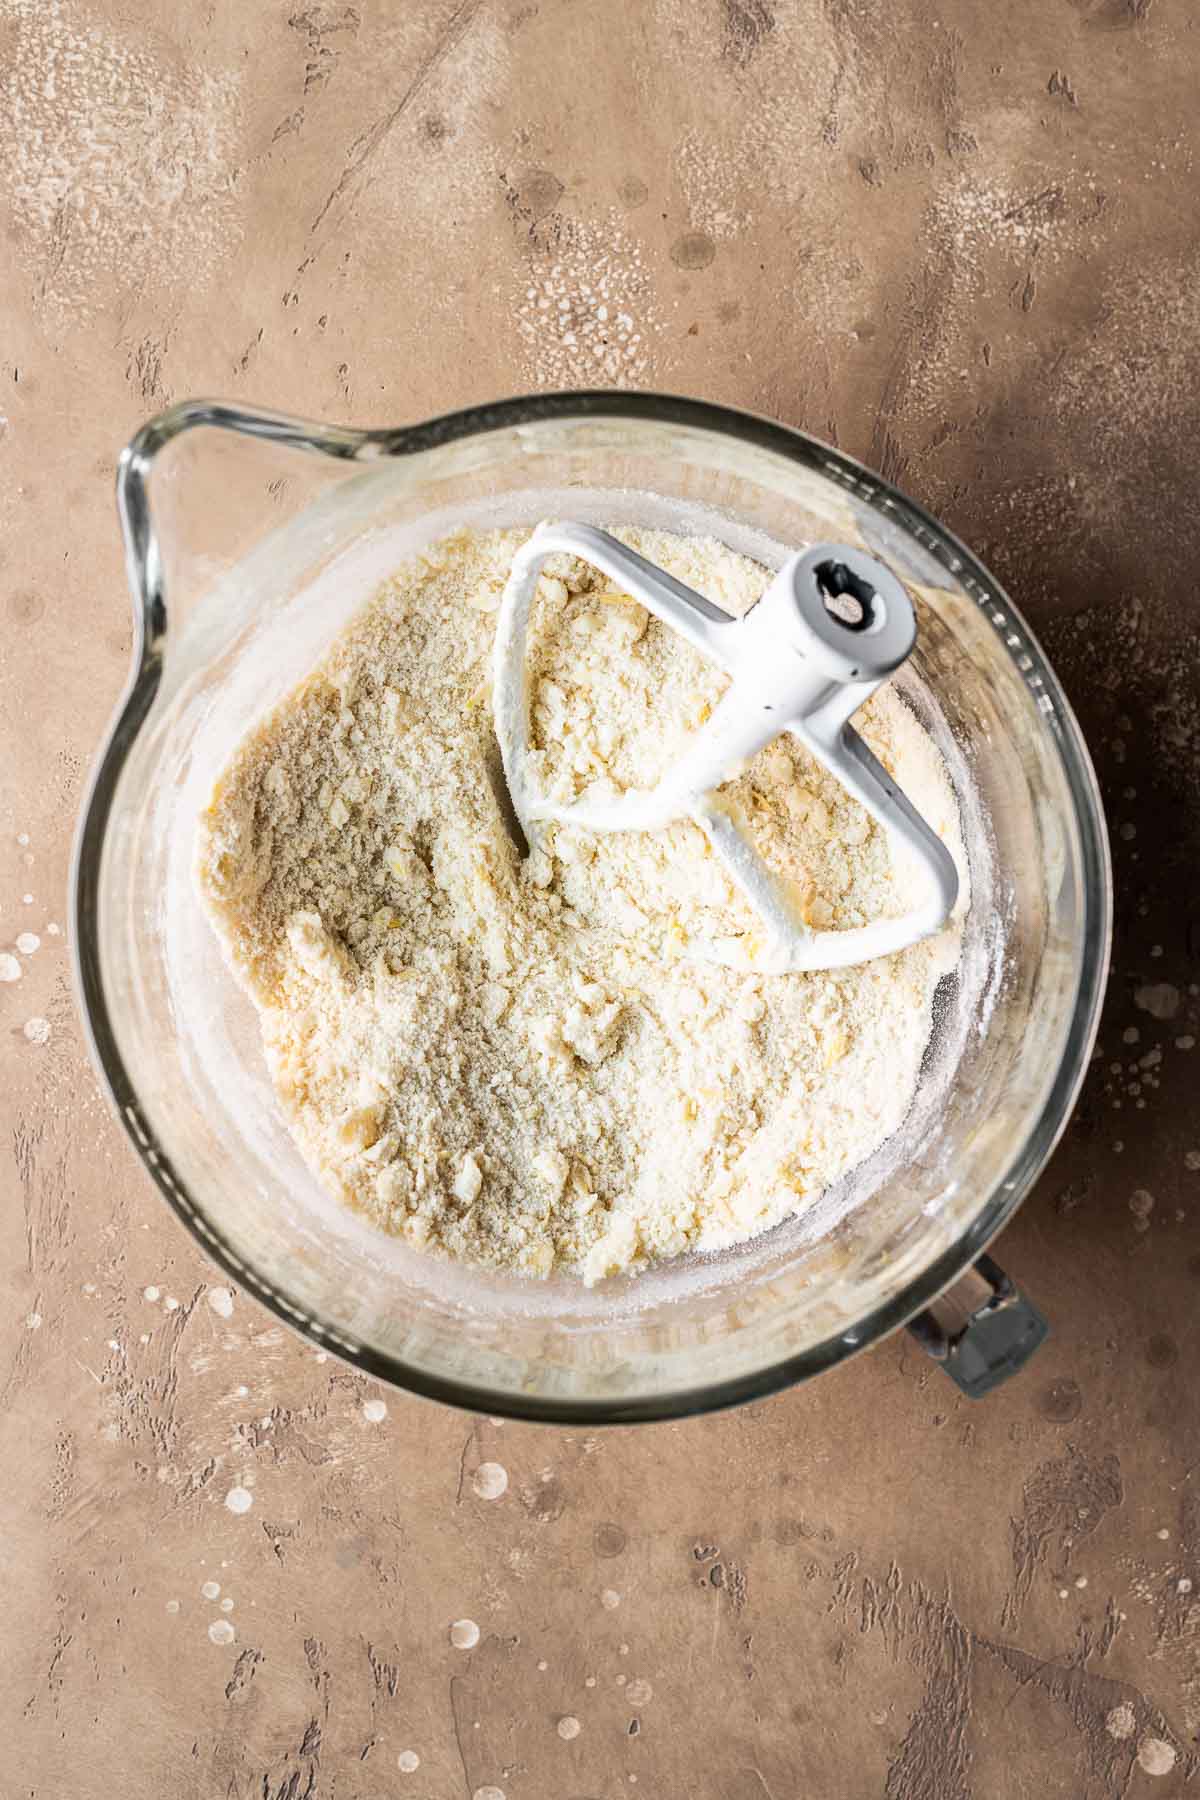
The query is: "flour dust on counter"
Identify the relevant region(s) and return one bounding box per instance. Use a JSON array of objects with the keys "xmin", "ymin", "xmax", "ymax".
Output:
[{"xmin": 196, "ymin": 526, "xmax": 966, "ymax": 1283}]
